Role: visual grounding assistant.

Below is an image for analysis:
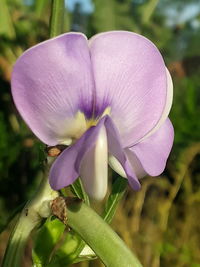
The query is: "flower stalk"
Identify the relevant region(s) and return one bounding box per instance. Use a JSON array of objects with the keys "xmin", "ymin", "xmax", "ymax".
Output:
[
  {"xmin": 2, "ymin": 214, "xmax": 34, "ymax": 267},
  {"xmin": 52, "ymin": 197, "xmax": 143, "ymax": 267},
  {"xmin": 49, "ymin": 0, "xmax": 65, "ymax": 38},
  {"xmin": 2, "ymin": 168, "xmax": 59, "ymax": 267}
]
